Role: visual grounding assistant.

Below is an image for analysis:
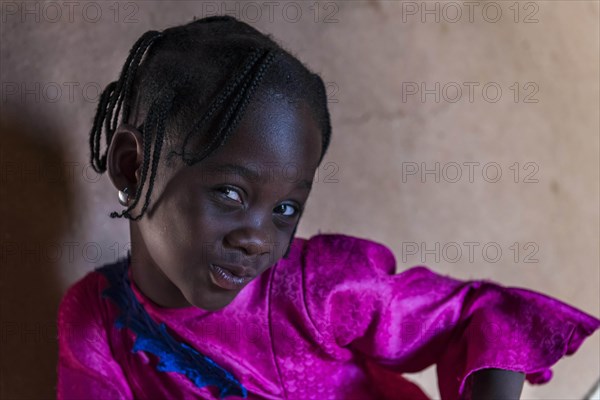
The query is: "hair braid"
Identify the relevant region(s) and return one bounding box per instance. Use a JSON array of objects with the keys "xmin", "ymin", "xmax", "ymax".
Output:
[
  {"xmin": 112, "ymin": 32, "xmax": 163, "ymax": 134},
  {"xmin": 167, "ymin": 47, "xmax": 265, "ymax": 165},
  {"xmin": 111, "ymin": 96, "xmax": 156, "ymax": 219},
  {"xmin": 212, "ymin": 50, "xmax": 277, "ymax": 156},
  {"xmin": 106, "ymin": 31, "xmax": 161, "ymax": 135},
  {"xmin": 89, "ymin": 31, "xmax": 161, "ymax": 175},
  {"xmin": 133, "ymin": 94, "xmax": 170, "ymax": 220},
  {"xmin": 184, "ymin": 49, "xmax": 274, "ymax": 165},
  {"xmin": 90, "ymin": 81, "xmax": 117, "ymax": 173},
  {"xmin": 110, "ymin": 86, "xmax": 175, "ymax": 220}
]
